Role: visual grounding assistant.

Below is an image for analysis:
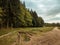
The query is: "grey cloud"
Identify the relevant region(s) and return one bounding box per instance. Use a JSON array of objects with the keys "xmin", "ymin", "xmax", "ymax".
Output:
[
  {"xmin": 49, "ymin": 17, "xmax": 60, "ymax": 20},
  {"xmin": 45, "ymin": 0, "xmax": 60, "ymax": 16},
  {"xmin": 46, "ymin": 5, "xmax": 60, "ymax": 16}
]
